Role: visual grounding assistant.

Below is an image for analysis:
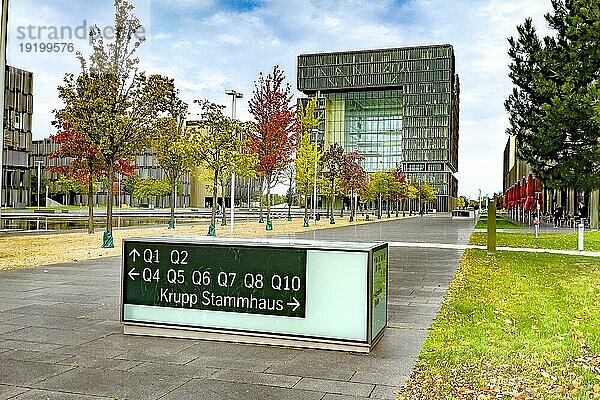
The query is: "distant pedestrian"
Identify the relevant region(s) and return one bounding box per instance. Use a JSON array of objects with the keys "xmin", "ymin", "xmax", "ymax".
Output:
[
  {"xmin": 578, "ymin": 201, "xmax": 586, "ymax": 218},
  {"xmin": 419, "ymin": 206, "xmax": 425, "ymax": 217},
  {"xmin": 553, "ymin": 206, "xmax": 563, "ymax": 227}
]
